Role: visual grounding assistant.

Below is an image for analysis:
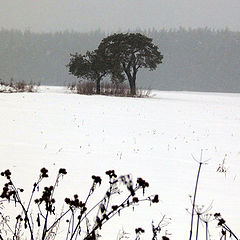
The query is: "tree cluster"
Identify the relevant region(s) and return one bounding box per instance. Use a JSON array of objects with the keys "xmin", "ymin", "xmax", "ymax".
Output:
[{"xmin": 67, "ymin": 33, "xmax": 163, "ymax": 95}]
